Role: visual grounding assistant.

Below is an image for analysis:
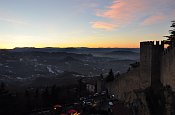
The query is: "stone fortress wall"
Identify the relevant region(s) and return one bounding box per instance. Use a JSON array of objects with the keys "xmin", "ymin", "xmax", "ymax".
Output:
[
  {"xmin": 105, "ymin": 40, "xmax": 175, "ymax": 101},
  {"xmin": 161, "ymin": 45, "xmax": 175, "ymax": 90}
]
